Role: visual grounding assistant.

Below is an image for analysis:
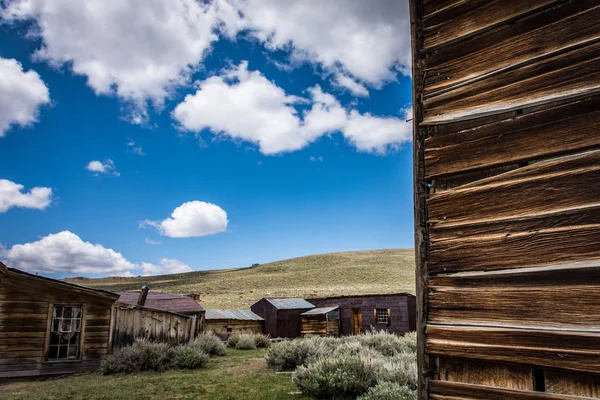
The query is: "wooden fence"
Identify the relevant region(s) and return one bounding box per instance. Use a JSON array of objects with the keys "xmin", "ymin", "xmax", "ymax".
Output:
[
  {"xmin": 110, "ymin": 303, "xmax": 199, "ymax": 352},
  {"xmin": 410, "ymin": 0, "xmax": 600, "ymax": 398}
]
